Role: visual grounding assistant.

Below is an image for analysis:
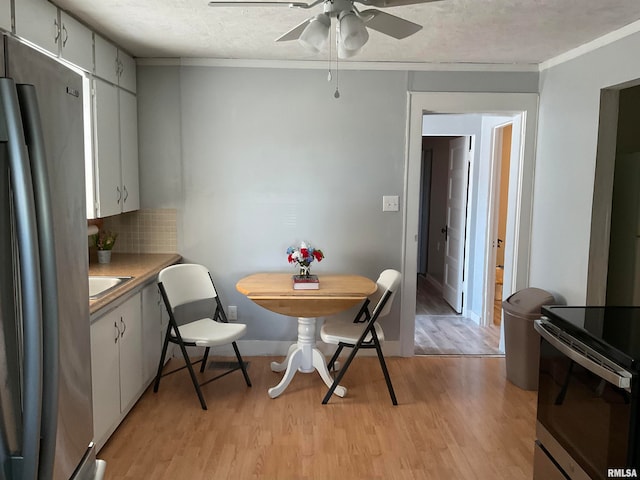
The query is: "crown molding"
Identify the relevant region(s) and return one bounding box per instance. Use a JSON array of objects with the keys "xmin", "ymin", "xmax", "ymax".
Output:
[
  {"xmin": 540, "ymin": 19, "xmax": 640, "ymax": 71},
  {"xmin": 136, "ymin": 57, "xmax": 538, "ymax": 73}
]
